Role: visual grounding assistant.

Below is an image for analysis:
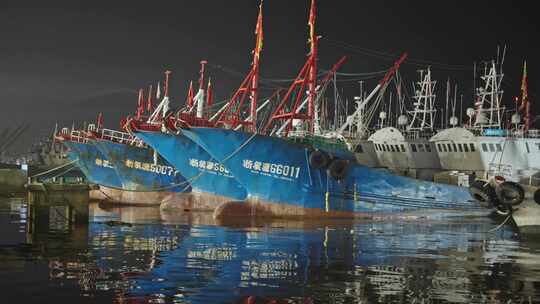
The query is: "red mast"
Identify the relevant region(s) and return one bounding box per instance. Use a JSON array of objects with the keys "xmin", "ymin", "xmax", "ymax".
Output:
[
  {"xmin": 215, "ymin": 1, "xmax": 263, "ymax": 132},
  {"xmin": 263, "ymin": 0, "xmax": 319, "ymax": 136},
  {"xmin": 136, "ymin": 88, "xmax": 144, "ymax": 119}
]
